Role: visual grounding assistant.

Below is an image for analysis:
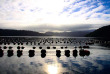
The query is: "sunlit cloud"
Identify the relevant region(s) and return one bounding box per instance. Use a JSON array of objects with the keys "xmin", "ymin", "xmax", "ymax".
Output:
[{"xmin": 0, "ymin": 0, "xmax": 110, "ymax": 32}]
